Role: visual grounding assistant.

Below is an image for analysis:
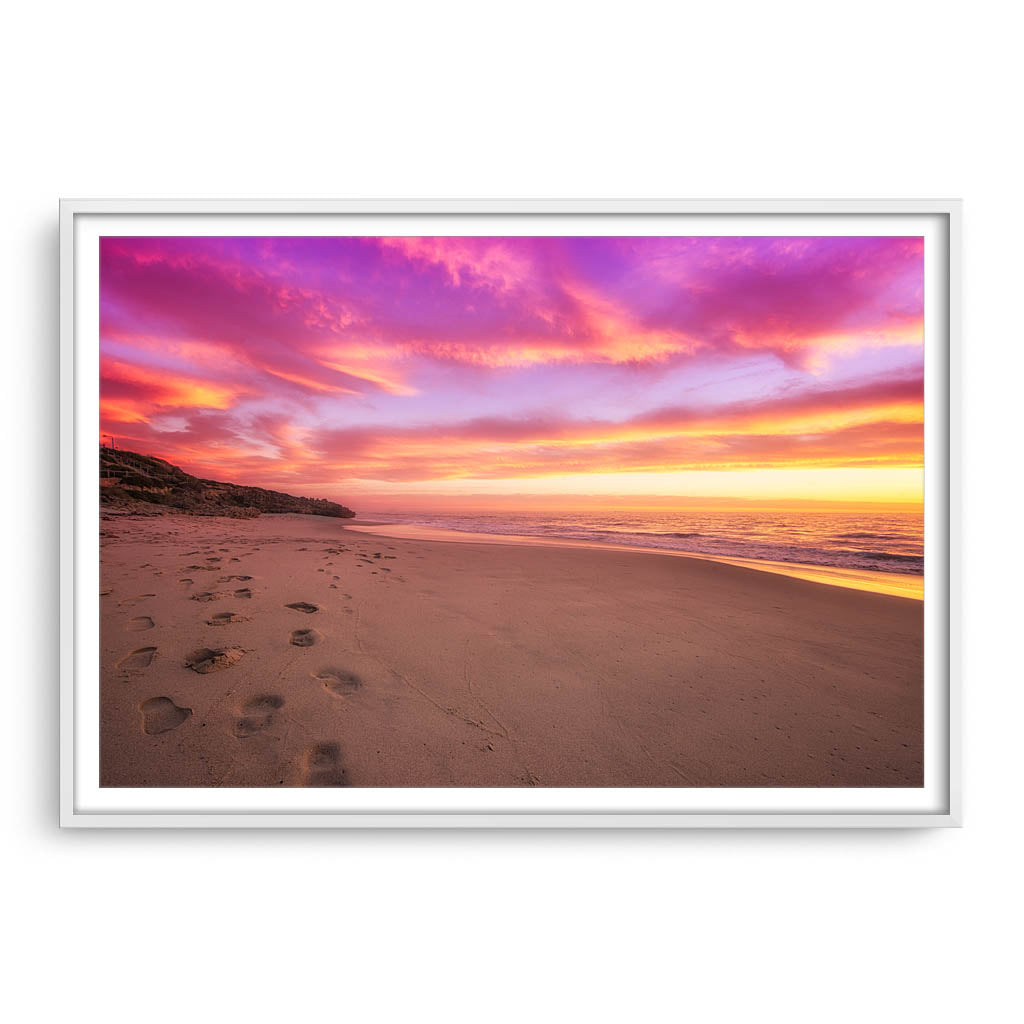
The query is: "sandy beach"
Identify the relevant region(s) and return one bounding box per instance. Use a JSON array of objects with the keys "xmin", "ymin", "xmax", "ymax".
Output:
[{"xmin": 100, "ymin": 510, "xmax": 923, "ymax": 788}]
